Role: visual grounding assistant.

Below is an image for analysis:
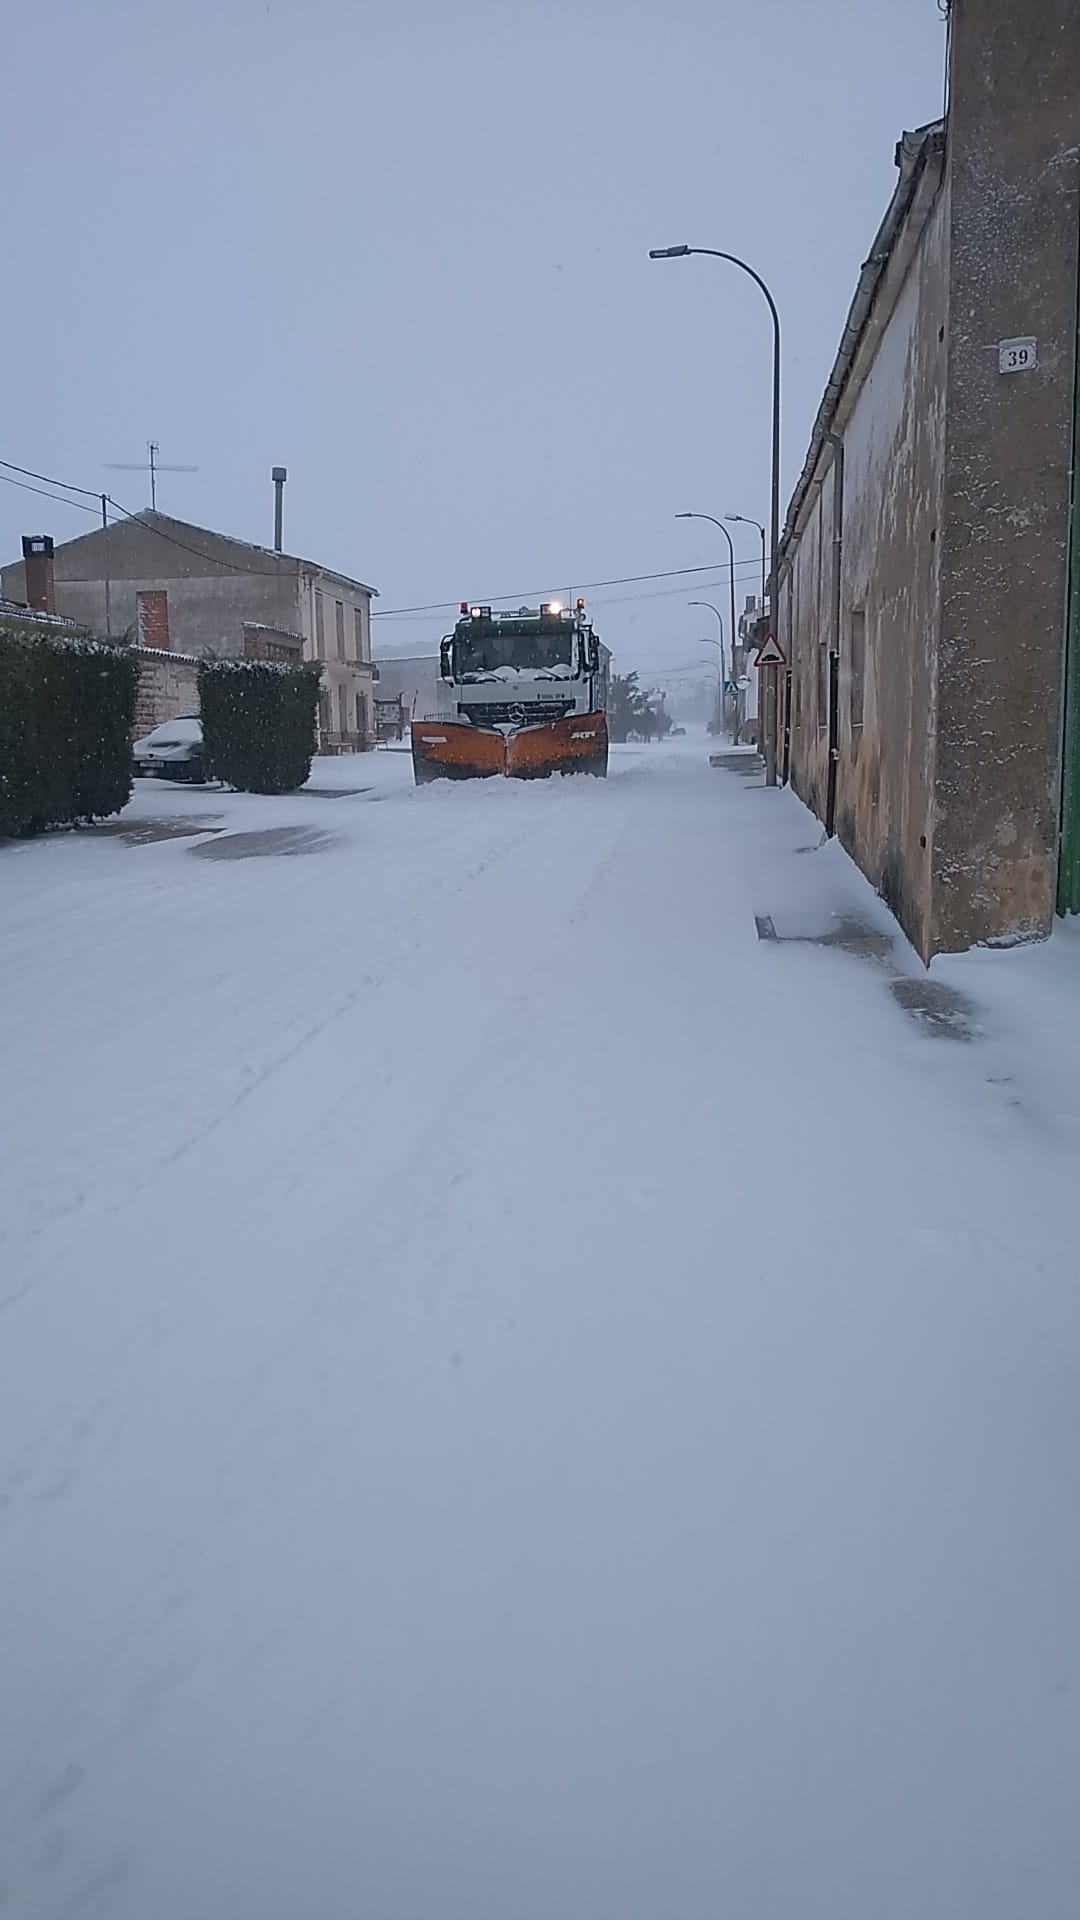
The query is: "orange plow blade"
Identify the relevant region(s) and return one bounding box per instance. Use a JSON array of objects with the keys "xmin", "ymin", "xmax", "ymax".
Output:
[
  {"xmin": 506, "ymin": 713, "xmax": 608, "ymax": 778},
  {"xmin": 412, "ymin": 714, "xmax": 608, "ymax": 783},
  {"xmin": 411, "ymin": 722, "xmax": 506, "ymax": 782}
]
